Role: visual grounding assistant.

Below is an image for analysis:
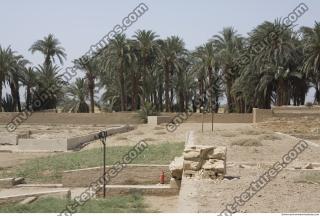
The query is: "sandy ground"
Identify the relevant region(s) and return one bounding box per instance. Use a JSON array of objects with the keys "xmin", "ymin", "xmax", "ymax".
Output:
[
  {"xmin": 1, "ymin": 121, "xmax": 320, "ymax": 212},
  {"xmin": 144, "ymin": 196, "xmax": 179, "ymax": 213},
  {"xmin": 177, "ymin": 168, "xmax": 320, "ymax": 213},
  {"xmin": 175, "ymin": 123, "xmax": 320, "ymax": 213}
]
